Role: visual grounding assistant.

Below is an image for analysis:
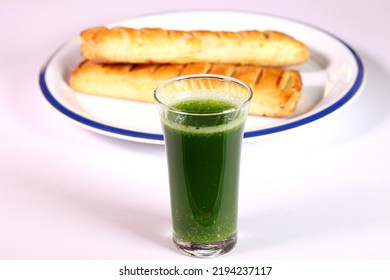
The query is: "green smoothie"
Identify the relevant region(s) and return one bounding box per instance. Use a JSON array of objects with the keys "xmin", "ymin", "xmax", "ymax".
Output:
[{"xmin": 162, "ymin": 97, "xmax": 246, "ymax": 243}]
